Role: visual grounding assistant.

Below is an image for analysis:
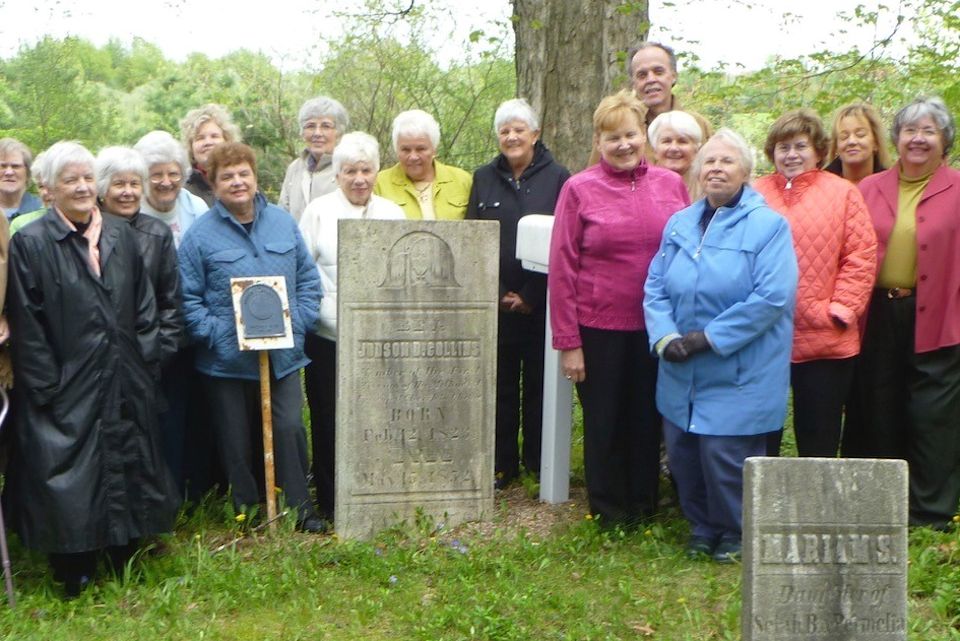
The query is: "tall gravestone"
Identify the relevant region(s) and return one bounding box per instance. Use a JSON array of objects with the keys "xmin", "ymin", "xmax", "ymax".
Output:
[
  {"xmin": 336, "ymin": 220, "xmax": 499, "ymax": 540},
  {"xmin": 743, "ymin": 458, "xmax": 908, "ymax": 641}
]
